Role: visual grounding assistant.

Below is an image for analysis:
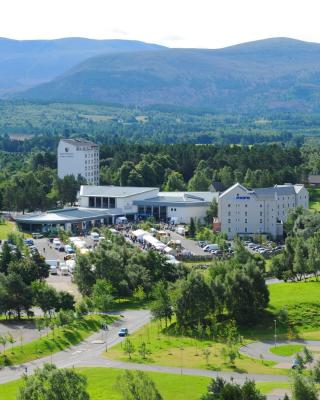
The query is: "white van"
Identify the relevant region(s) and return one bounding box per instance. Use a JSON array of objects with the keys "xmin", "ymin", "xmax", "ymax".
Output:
[
  {"xmin": 49, "ymin": 265, "xmax": 58, "ymax": 275},
  {"xmin": 203, "ymin": 244, "xmax": 219, "ymax": 252},
  {"xmin": 46, "ymin": 259, "xmax": 60, "ymax": 268},
  {"xmin": 115, "ymin": 216, "xmax": 128, "ymax": 225},
  {"xmin": 66, "ymin": 259, "xmax": 76, "ymax": 273},
  {"xmin": 60, "ymin": 264, "xmax": 69, "ymax": 276},
  {"xmin": 91, "ymin": 232, "xmax": 99, "ymax": 241},
  {"xmin": 53, "ymin": 238, "xmax": 61, "ymax": 249}
]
